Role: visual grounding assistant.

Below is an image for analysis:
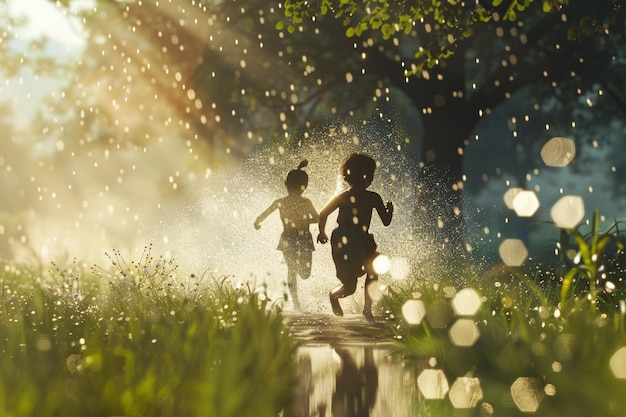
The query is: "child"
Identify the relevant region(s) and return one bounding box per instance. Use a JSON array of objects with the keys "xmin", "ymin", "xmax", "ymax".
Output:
[
  {"xmin": 316, "ymin": 153, "xmax": 393, "ymax": 321},
  {"xmin": 254, "ymin": 160, "xmax": 319, "ymax": 311}
]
